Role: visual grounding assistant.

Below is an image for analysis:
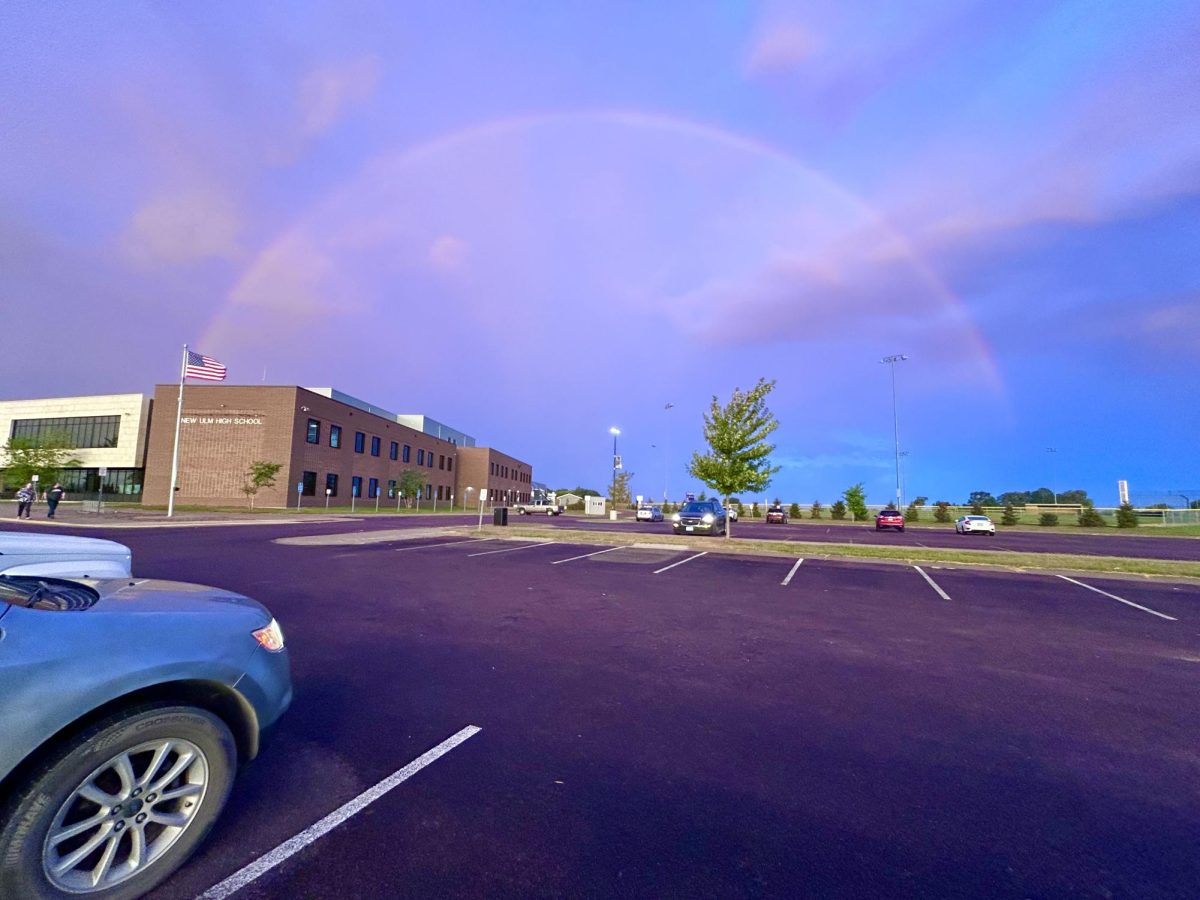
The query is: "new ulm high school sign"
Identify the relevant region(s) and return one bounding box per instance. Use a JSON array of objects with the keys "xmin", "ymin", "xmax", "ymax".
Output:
[{"xmin": 181, "ymin": 416, "xmax": 264, "ymax": 425}]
